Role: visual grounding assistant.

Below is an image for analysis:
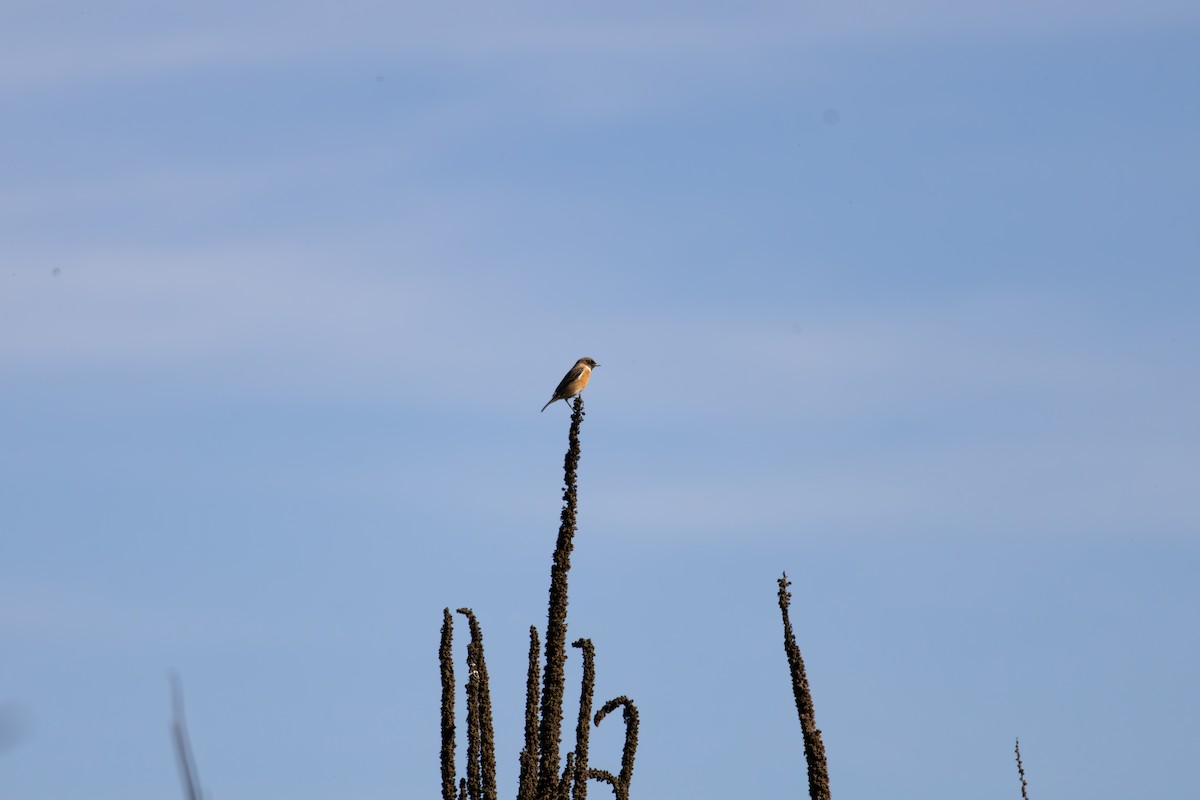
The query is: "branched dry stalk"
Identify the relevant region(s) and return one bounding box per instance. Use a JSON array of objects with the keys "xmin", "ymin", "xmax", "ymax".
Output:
[
  {"xmin": 458, "ymin": 608, "xmax": 499, "ymax": 800},
  {"xmin": 438, "ymin": 395, "xmax": 639, "ymax": 800}
]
